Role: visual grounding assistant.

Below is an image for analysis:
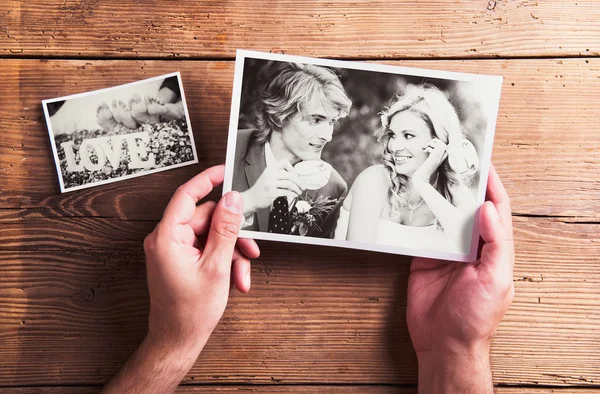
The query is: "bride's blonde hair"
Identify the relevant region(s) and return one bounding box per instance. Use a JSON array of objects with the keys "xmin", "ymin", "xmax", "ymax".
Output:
[{"xmin": 375, "ymin": 84, "xmax": 470, "ymax": 217}]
